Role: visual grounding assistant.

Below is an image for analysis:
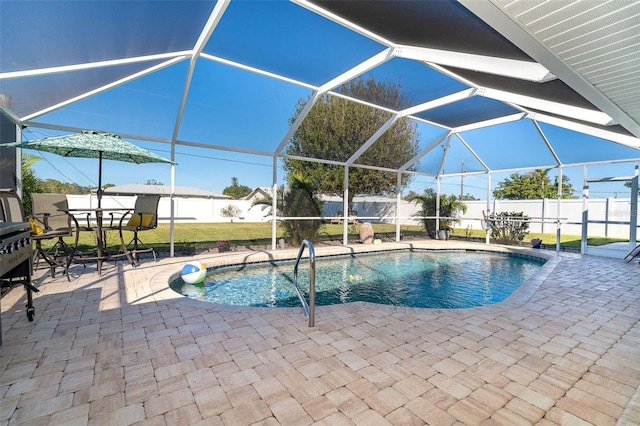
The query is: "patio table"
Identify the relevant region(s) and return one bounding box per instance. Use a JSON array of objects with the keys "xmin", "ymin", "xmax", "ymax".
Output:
[{"xmin": 66, "ymin": 207, "xmax": 132, "ymax": 275}]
